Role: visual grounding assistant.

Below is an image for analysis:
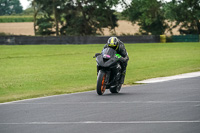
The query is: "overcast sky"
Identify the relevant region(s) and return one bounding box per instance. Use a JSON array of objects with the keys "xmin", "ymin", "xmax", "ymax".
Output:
[{"xmin": 19, "ymin": 0, "xmax": 30, "ymax": 10}]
